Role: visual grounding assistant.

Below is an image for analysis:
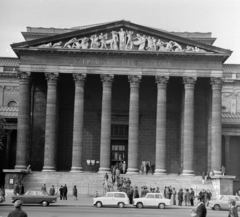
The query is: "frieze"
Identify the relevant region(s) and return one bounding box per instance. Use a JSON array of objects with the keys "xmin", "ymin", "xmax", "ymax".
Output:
[{"xmin": 36, "ymin": 28, "xmax": 207, "ymax": 53}]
